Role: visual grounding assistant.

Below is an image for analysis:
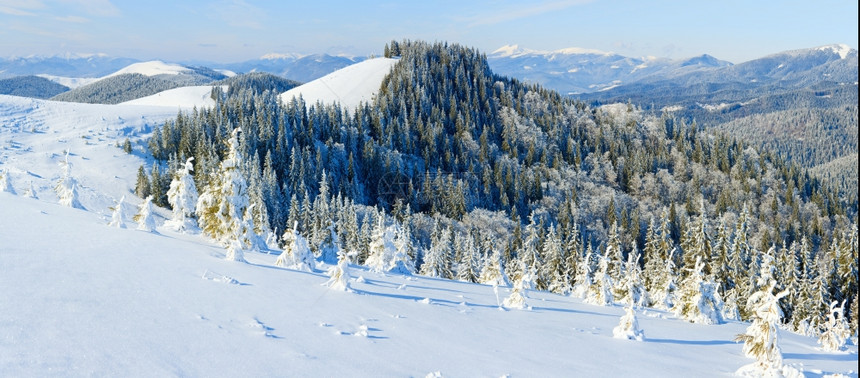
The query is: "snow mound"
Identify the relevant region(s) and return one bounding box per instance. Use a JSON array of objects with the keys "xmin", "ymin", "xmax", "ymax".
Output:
[
  {"xmin": 121, "ymin": 85, "xmax": 223, "ymax": 109},
  {"xmin": 105, "ymin": 60, "xmax": 192, "ymax": 78},
  {"xmin": 279, "ymin": 58, "xmax": 397, "ymax": 111}
]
